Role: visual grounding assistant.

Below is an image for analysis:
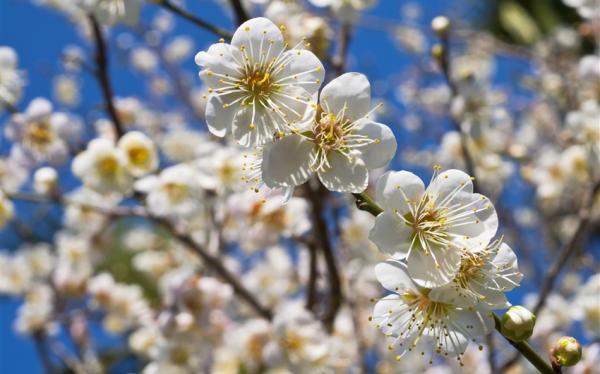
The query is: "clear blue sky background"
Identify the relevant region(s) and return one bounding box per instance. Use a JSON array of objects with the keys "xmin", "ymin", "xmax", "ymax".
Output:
[{"xmin": 0, "ymin": 0, "xmax": 593, "ymax": 372}]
